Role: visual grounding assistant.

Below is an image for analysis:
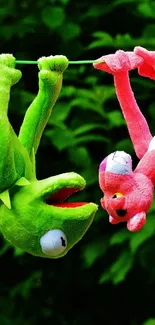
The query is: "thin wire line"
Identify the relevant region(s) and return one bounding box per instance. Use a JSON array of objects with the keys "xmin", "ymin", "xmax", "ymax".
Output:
[{"xmin": 15, "ymin": 59, "xmax": 104, "ymax": 65}]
